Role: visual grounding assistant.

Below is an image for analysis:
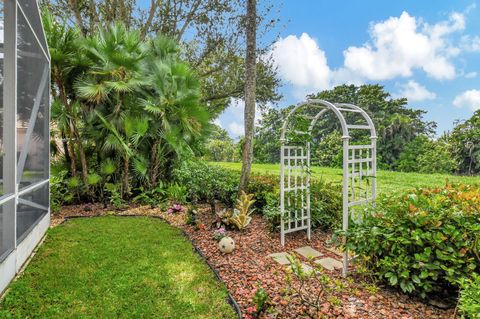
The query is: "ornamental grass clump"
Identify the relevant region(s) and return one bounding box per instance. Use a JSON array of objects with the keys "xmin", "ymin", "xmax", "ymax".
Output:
[{"xmin": 345, "ymin": 183, "xmax": 480, "ymax": 298}]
